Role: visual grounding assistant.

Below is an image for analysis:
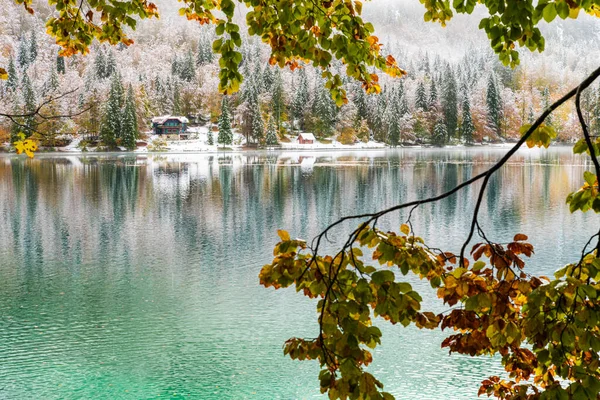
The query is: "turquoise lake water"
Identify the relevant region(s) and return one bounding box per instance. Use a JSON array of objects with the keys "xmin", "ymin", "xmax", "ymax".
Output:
[{"xmin": 0, "ymin": 147, "xmax": 597, "ymax": 399}]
